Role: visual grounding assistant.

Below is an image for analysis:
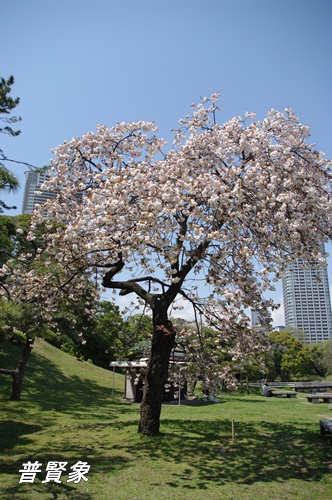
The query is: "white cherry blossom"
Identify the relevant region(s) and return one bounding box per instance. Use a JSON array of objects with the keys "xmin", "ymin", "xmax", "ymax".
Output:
[{"xmin": 2, "ymin": 93, "xmax": 332, "ymax": 435}]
